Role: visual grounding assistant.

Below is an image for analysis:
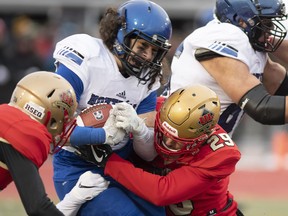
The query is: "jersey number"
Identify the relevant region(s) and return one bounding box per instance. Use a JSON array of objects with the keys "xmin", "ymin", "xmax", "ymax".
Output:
[
  {"xmin": 168, "ymin": 200, "xmax": 194, "ymax": 215},
  {"xmin": 208, "ymin": 133, "xmax": 234, "ymax": 151}
]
